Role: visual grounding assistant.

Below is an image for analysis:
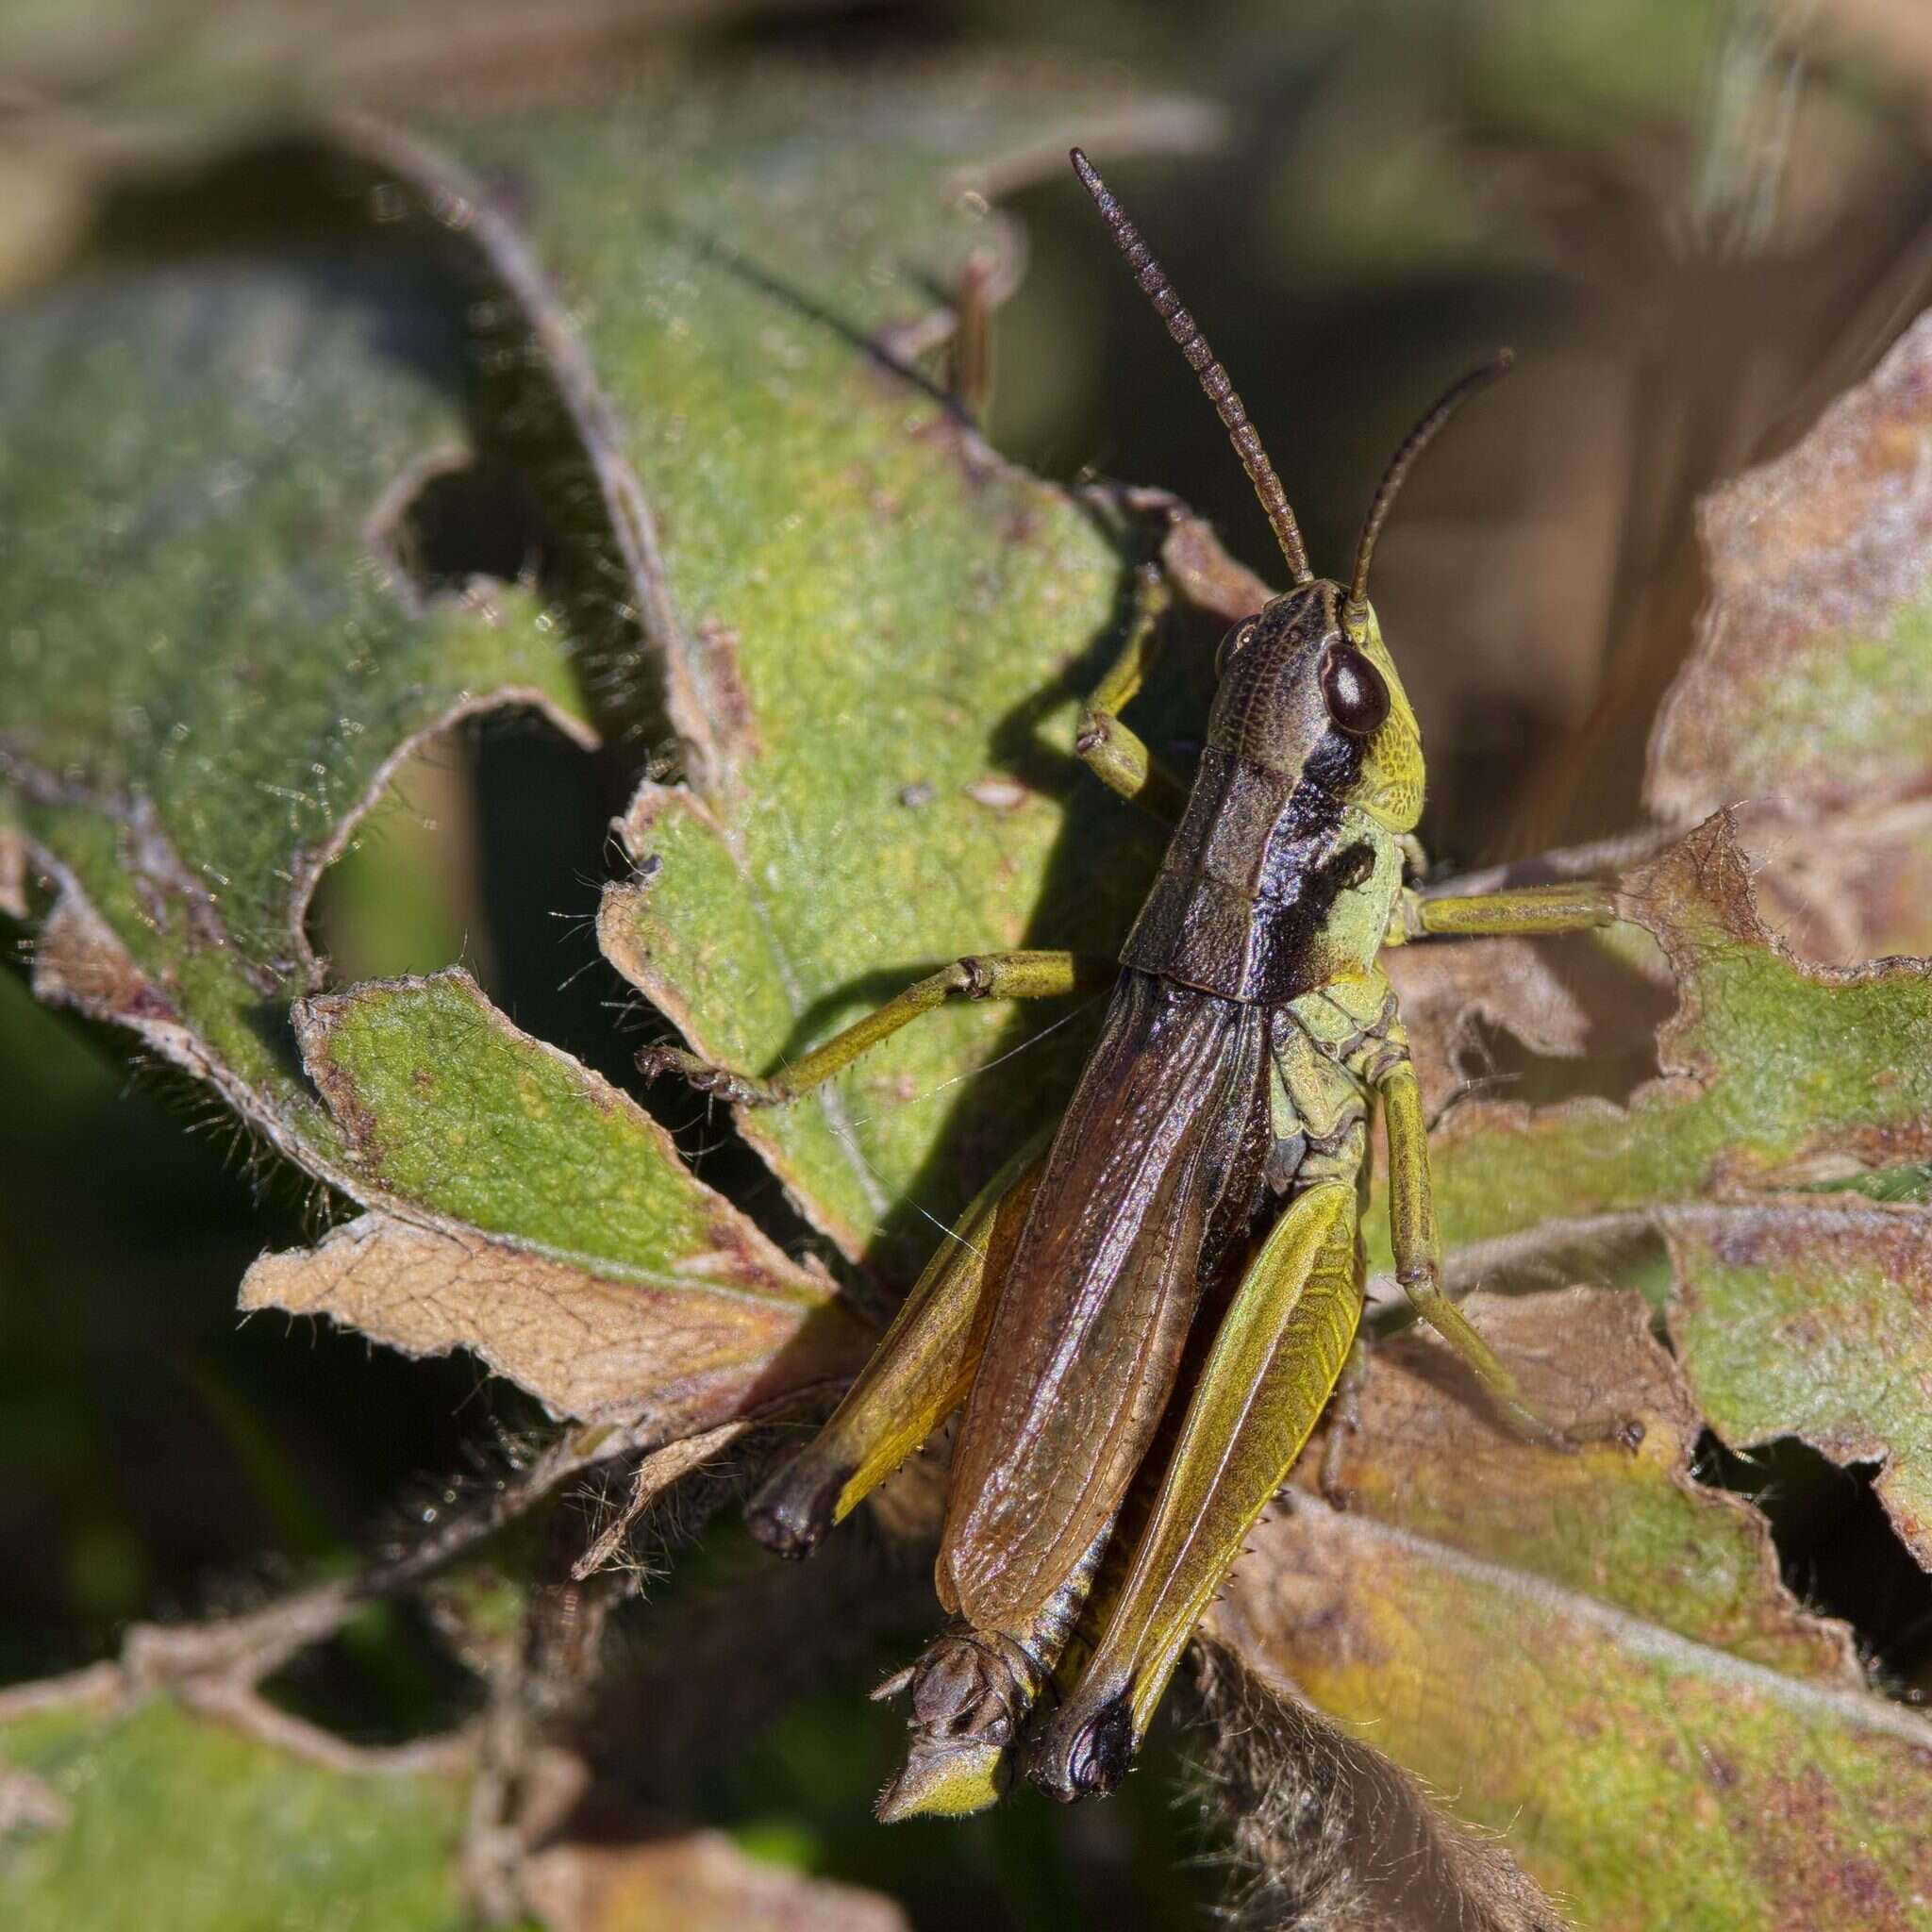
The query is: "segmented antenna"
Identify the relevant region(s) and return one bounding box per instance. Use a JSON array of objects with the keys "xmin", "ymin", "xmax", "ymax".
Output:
[
  {"xmin": 1345, "ymin": 352, "xmax": 1514, "ymax": 626},
  {"xmin": 1070, "ymin": 148, "xmax": 1312, "ymax": 587}
]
